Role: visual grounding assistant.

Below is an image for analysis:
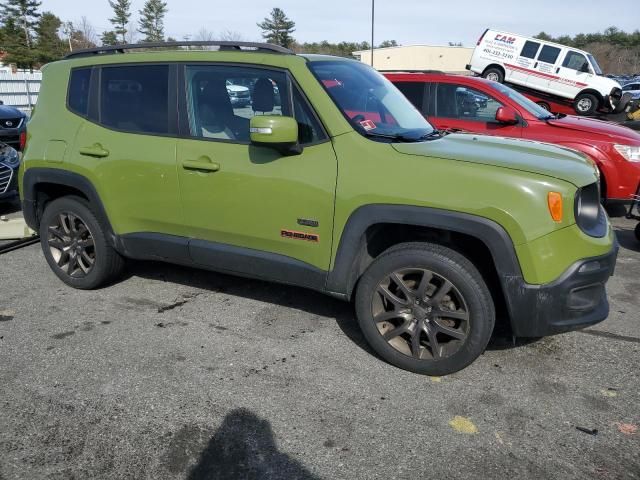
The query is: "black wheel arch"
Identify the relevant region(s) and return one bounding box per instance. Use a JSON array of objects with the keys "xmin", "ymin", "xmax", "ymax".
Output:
[
  {"xmin": 327, "ymin": 205, "xmax": 522, "ymax": 296},
  {"xmin": 22, "ymin": 167, "xmax": 117, "ymax": 247}
]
